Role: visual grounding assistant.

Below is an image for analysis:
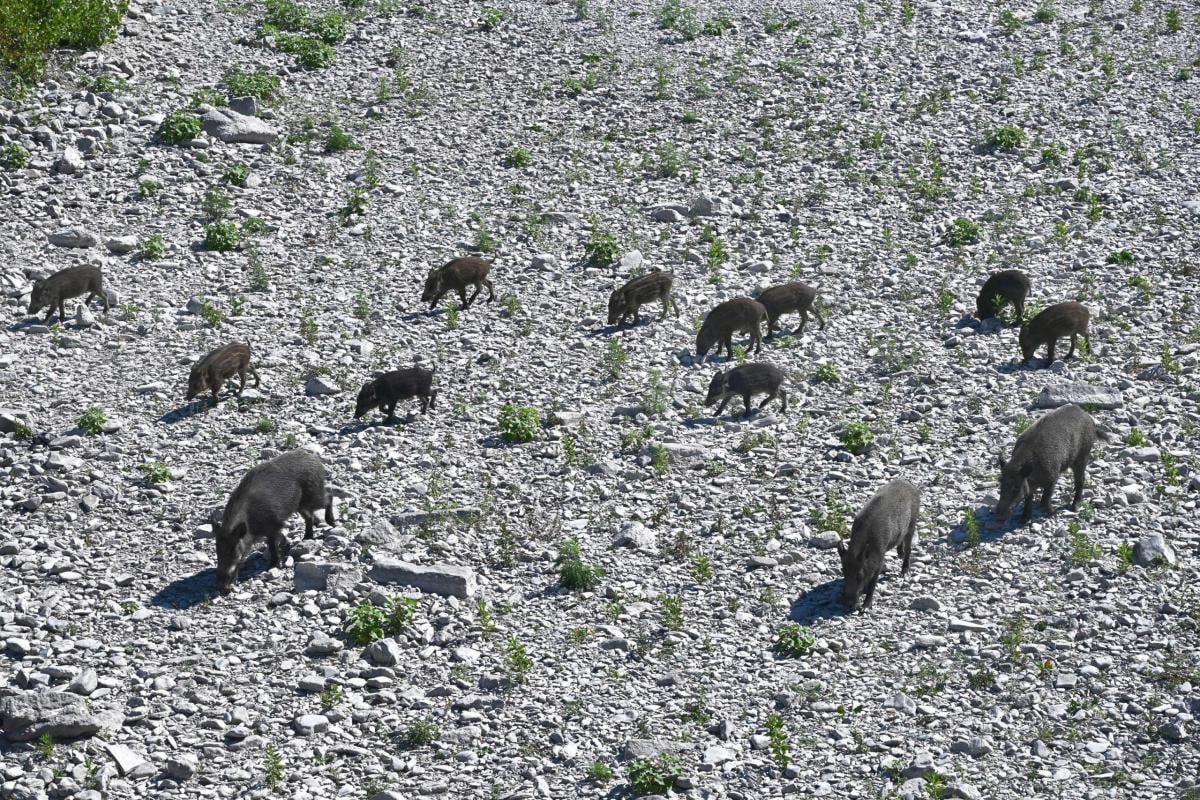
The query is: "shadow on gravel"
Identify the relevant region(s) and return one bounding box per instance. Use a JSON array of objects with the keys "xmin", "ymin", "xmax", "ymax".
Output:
[
  {"xmin": 157, "ymin": 402, "xmax": 207, "ymax": 424},
  {"xmin": 150, "ymin": 554, "xmax": 269, "ymax": 610},
  {"xmin": 788, "ymin": 579, "xmax": 850, "ymax": 625},
  {"xmin": 948, "ymin": 504, "xmax": 1014, "ymax": 545}
]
